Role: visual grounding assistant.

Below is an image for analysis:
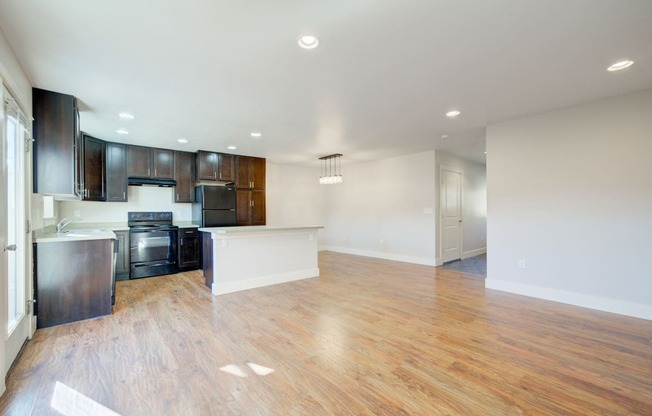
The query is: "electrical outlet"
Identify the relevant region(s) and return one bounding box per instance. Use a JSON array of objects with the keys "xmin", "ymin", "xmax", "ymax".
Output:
[
  {"xmin": 342, "ymin": 236, "xmax": 347, "ymax": 242},
  {"xmin": 423, "ymin": 207, "xmax": 433, "ymax": 214},
  {"xmin": 379, "ymin": 239, "xmax": 384, "ymax": 244},
  {"xmin": 480, "ymin": 234, "xmax": 485, "ymax": 242},
  {"xmin": 518, "ymin": 259, "xmax": 526, "ymax": 269},
  {"xmin": 73, "ymin": 210, "xmax": 81, "ymax": 220}
]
